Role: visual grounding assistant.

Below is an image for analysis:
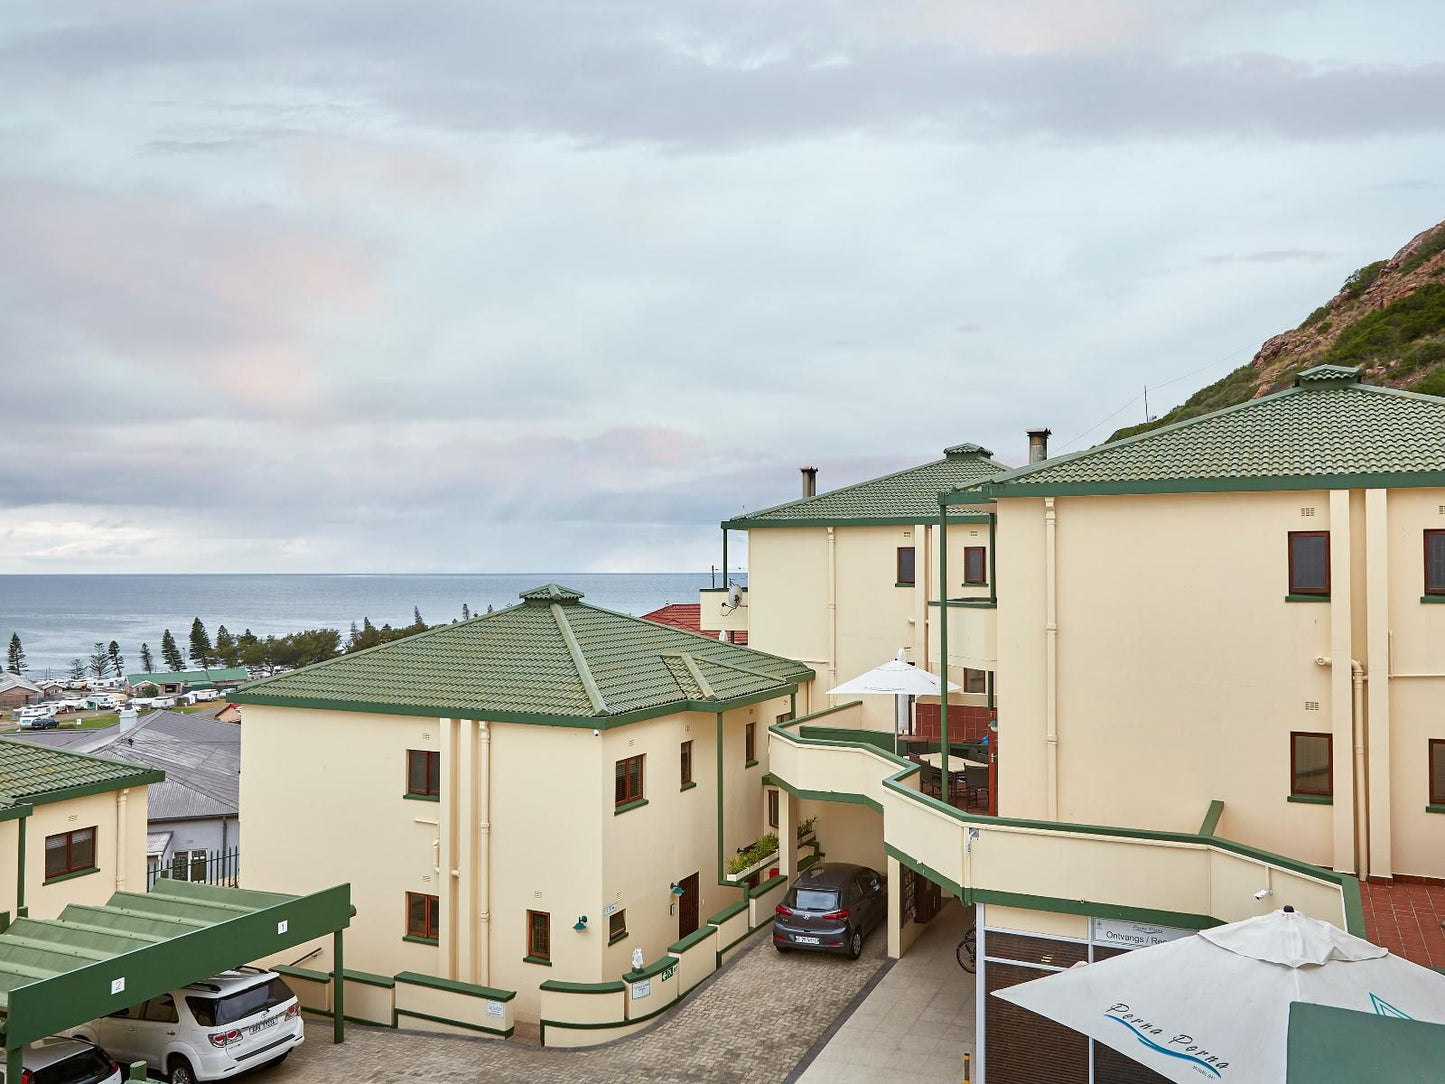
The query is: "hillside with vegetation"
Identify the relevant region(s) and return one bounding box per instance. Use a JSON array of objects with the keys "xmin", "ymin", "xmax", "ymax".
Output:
[{"xmin": 1112, "ymin": 220, "xmax": 1445, "ymax": 441}]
